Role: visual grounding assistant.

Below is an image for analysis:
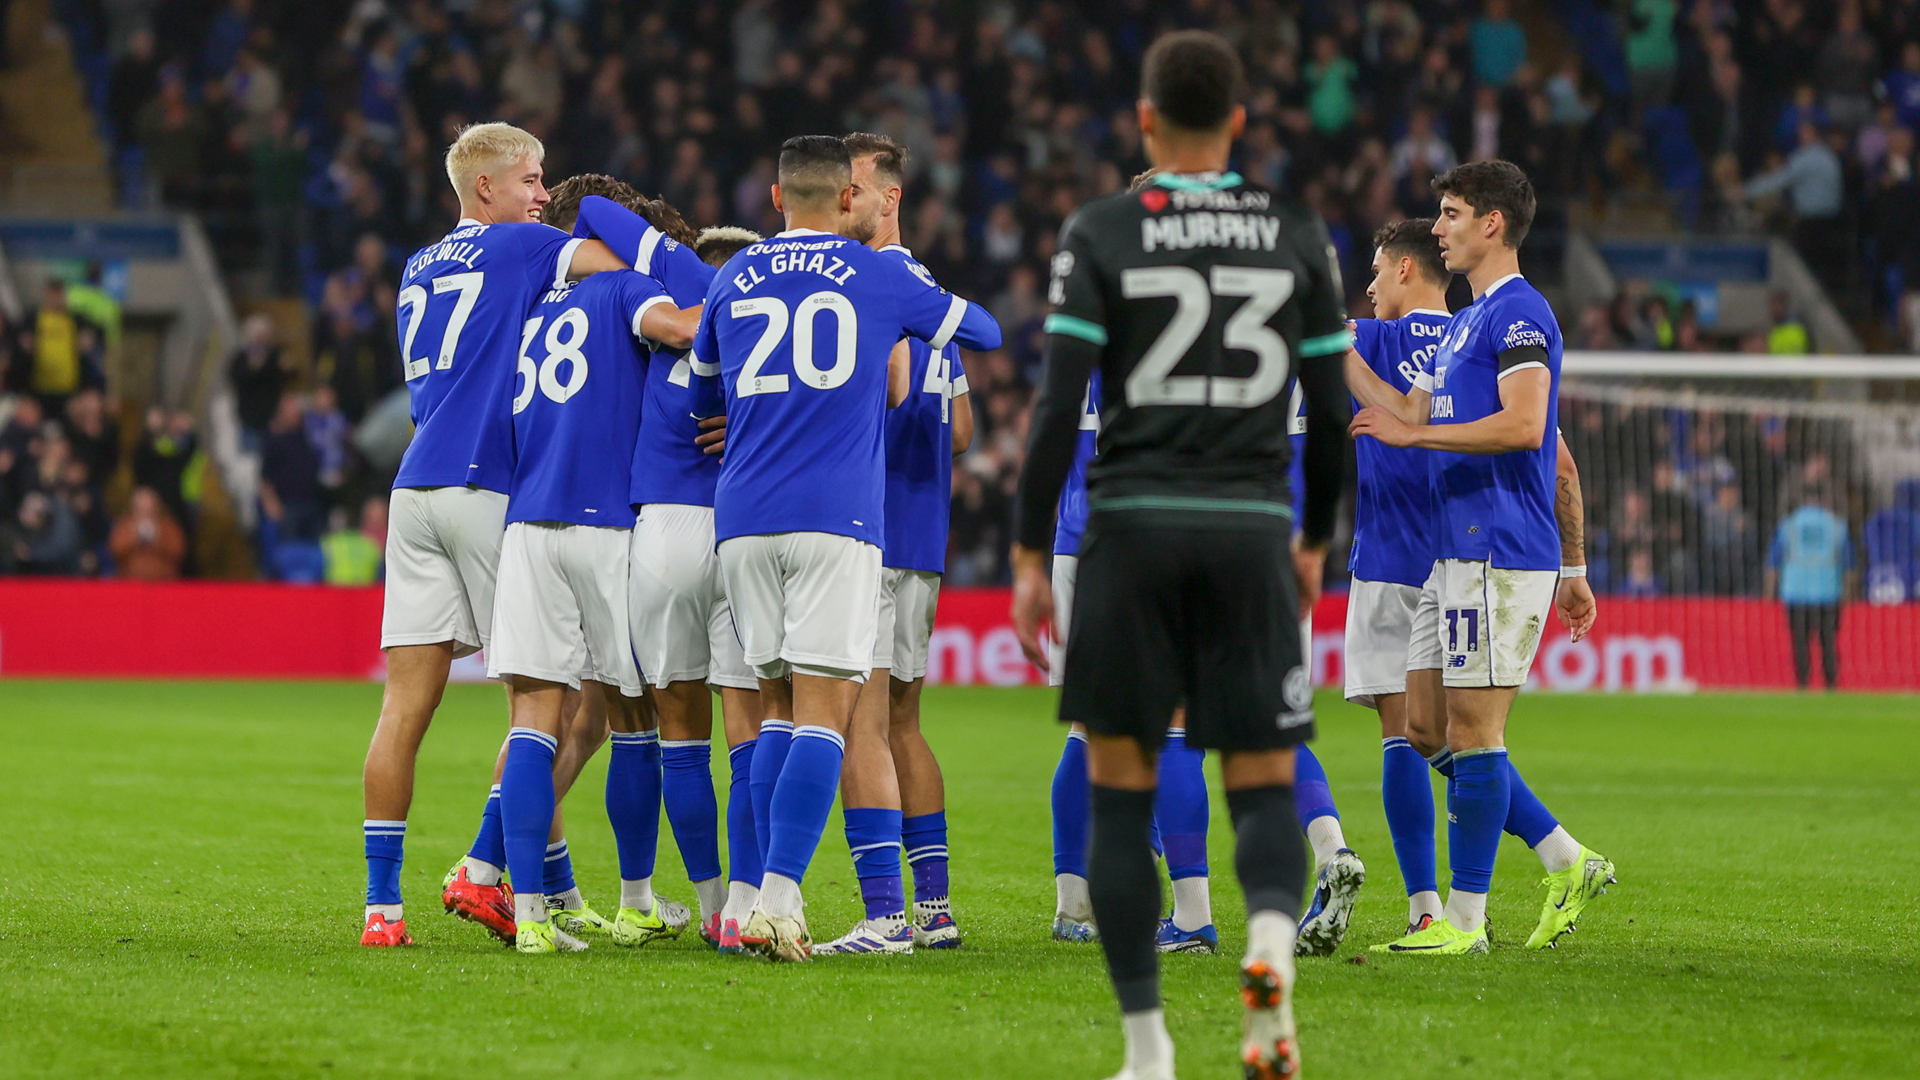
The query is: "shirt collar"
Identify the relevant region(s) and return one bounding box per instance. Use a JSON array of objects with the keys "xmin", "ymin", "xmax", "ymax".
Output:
[
  {"xmin": 773, "ymin": 227, "xmax": 837, "ymax": 238},
  {"xmin": 1408, "ymin": 307, "xmax": 1451, "ymax": 317},
  {"xmin": 456, "ymin": 217, "xmax": 482, "ymax": 227},
  {"xmin": 1483, "ymin": 273, "xmax": 1524, "ymax": 296},
  {"xmin": 1151, "ymin": 171, "xmax": 1245, "ymax": 191}
]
